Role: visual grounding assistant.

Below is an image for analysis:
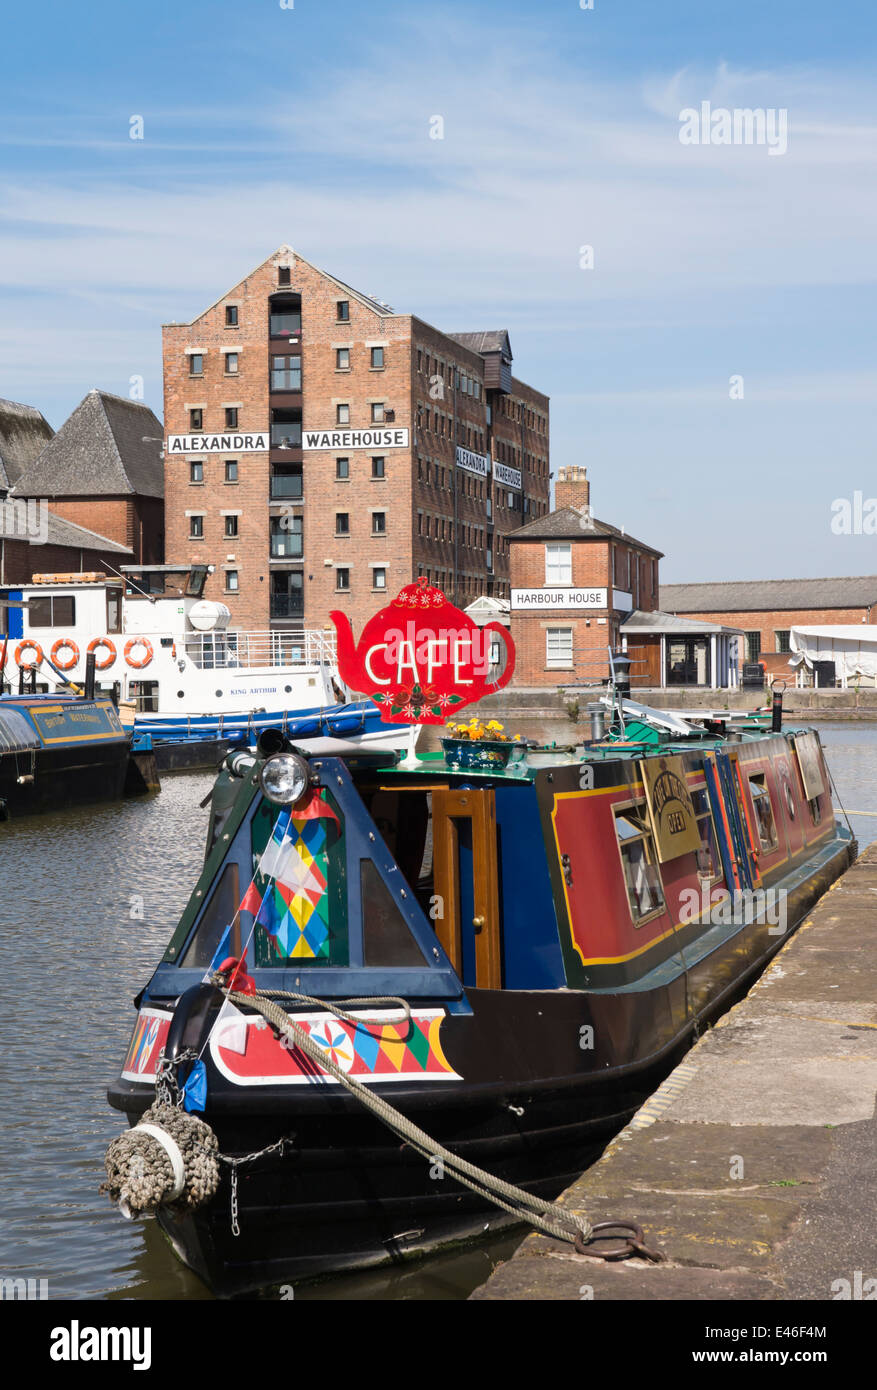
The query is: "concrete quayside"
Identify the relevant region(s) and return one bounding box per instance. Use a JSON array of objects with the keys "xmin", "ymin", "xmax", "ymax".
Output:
[{"xmin": 472, "ymin": 841, "xmax": 877, "ymax": 1302}]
